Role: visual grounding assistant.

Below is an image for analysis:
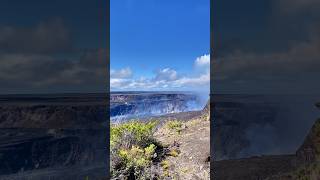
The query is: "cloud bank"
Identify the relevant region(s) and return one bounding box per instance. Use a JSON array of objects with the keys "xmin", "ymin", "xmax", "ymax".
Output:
[
  {"xmin": 0, "ymin": 19, "xmax": 72, "ymax": 54},
  {"xmin": 111, "ymin": 54, "xmax": 210, "ymax": 91},
  {"xmin": 0, "ymin": 19, "xmax": 107, "ymax": 94}
]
